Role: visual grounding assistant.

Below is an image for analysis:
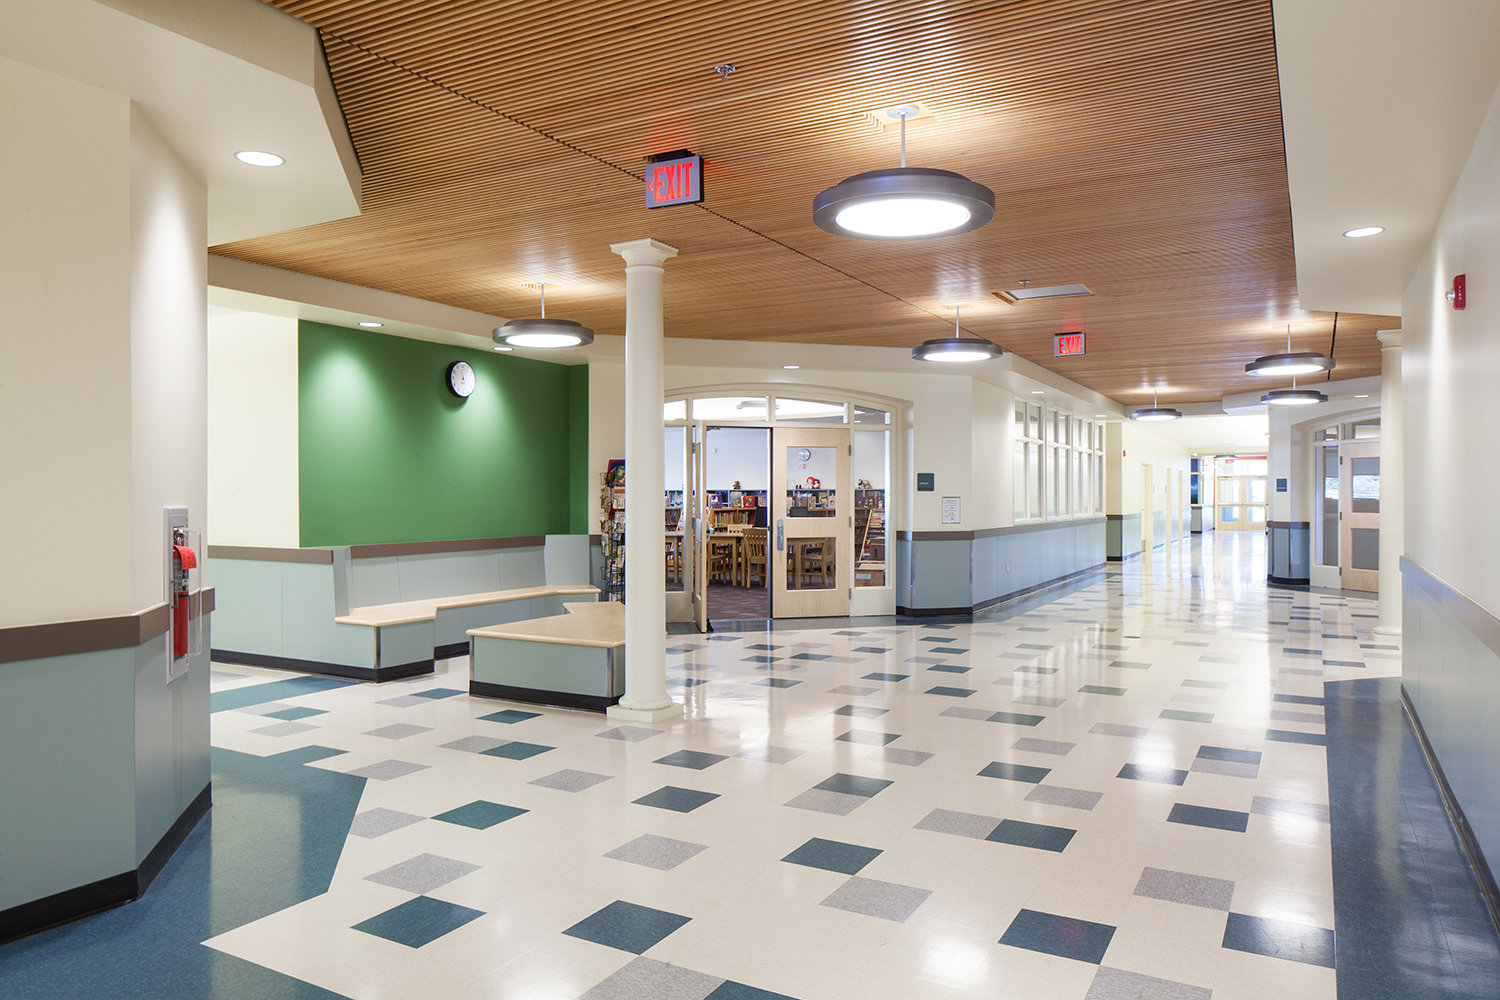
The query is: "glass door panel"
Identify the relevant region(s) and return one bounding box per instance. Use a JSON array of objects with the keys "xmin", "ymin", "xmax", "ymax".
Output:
[
  {"xmin": 773, "ymin": 428, "xmax": 851, "ymax": 617},
  {"xmin": 1340, "ymin": 441, "xmax": 1380, "ymax": 591}
]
